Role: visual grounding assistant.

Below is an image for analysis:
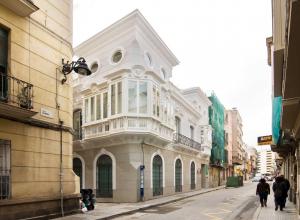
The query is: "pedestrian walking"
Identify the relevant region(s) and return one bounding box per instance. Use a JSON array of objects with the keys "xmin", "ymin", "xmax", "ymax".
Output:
[
  {"xmin": 281, "ymin": 176, "xmax": 290, "ymax": 208},
  {"xmin": 256, "ymin": 178, "xmax": 270, "ymax": 207},
  {"xmin": 273, "ymin": 176, "xmax": 286, "ymax": 211}
]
